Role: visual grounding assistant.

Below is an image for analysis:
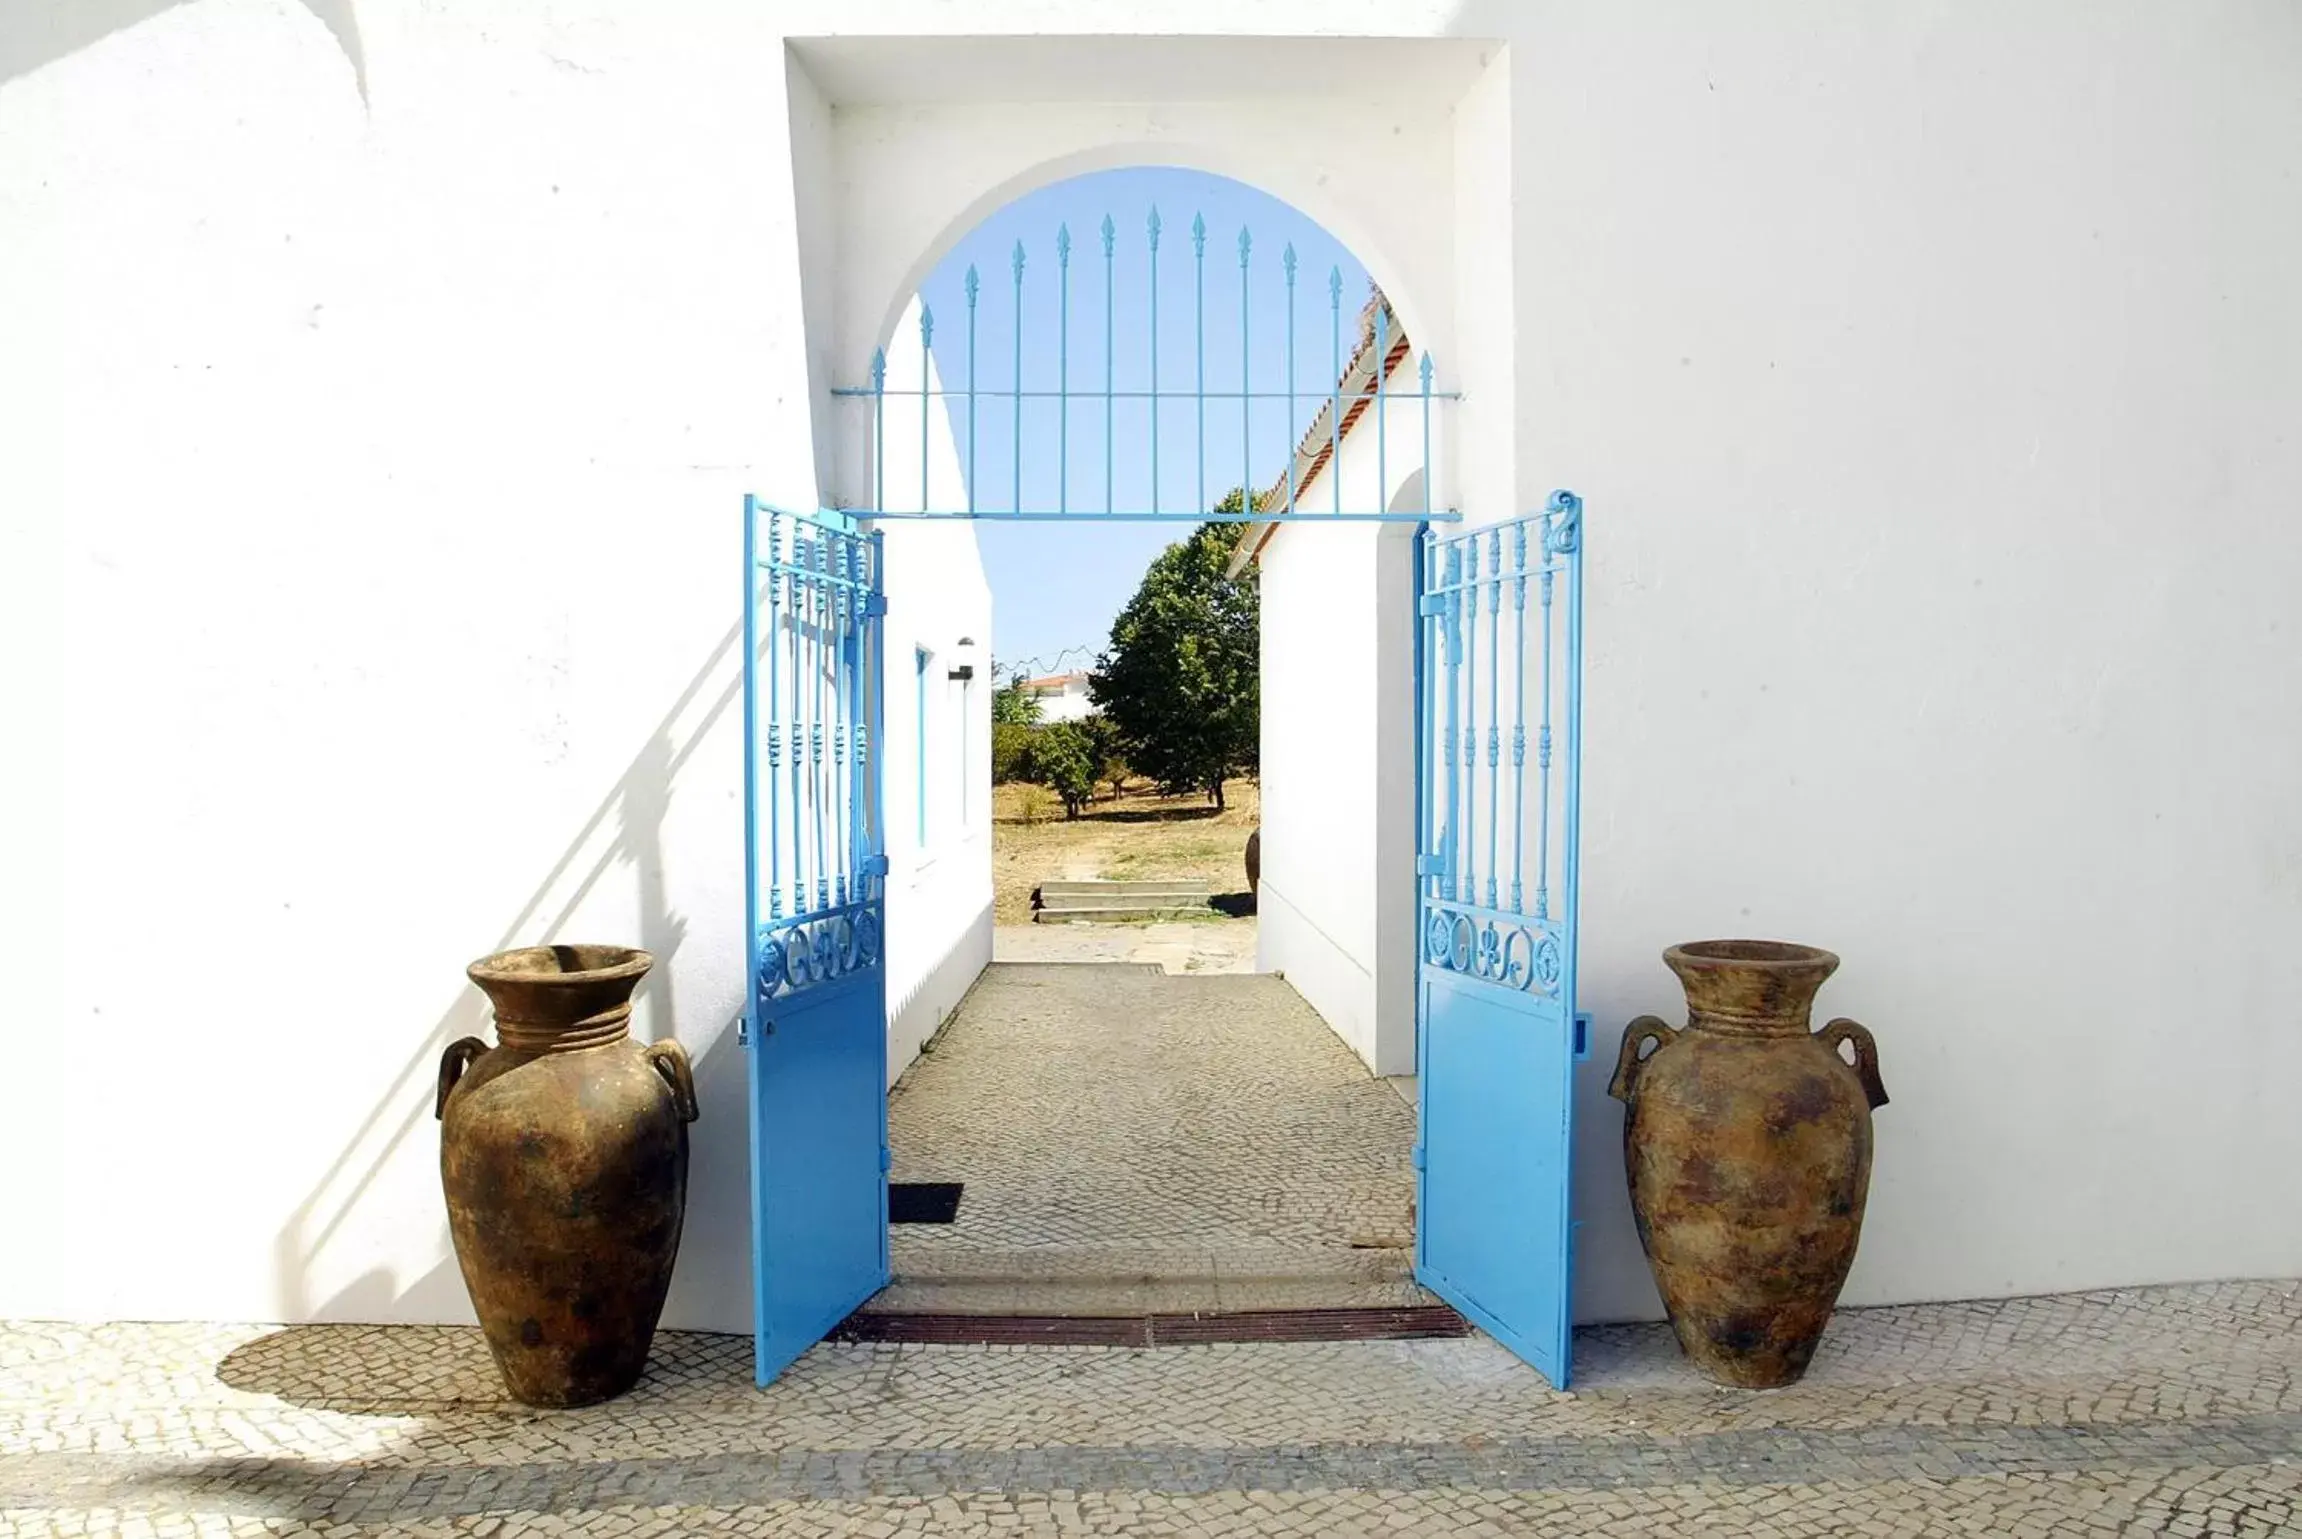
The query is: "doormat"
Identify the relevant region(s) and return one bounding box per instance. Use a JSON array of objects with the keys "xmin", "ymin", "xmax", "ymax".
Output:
[{"xmin": 888, "ymin": 1182, "xmax": 964, "ymax": 1224}]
